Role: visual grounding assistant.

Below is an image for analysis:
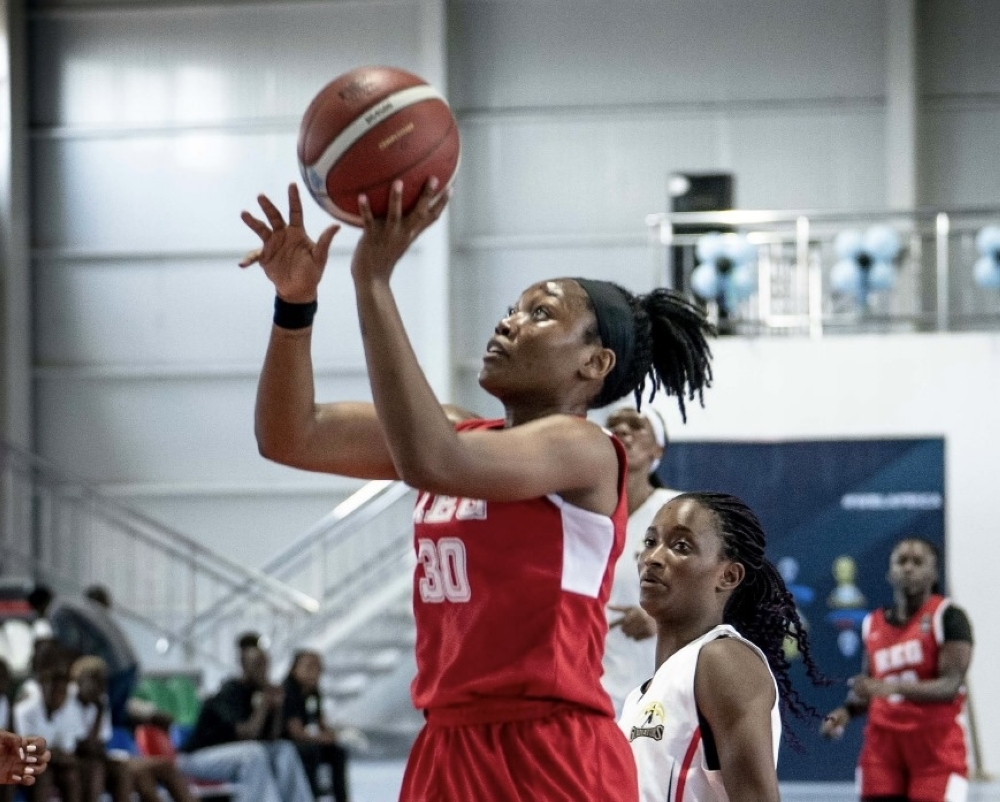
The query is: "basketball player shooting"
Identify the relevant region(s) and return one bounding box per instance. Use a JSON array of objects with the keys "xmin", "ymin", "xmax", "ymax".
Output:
[{"xmin": 240, "ymin": 179, "xmax": 713, "ymax": 800}]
